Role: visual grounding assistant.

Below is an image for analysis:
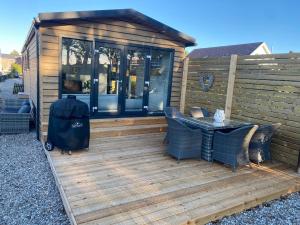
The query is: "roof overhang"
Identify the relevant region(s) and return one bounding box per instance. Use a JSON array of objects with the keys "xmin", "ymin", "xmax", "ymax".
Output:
[
  {"xmin": 33, "ymin": 9, "xmax": 196, "ymax": 47},
  {"xmin": 21, "ymin": 23, "xmax": 36, "ymax": 53}
]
